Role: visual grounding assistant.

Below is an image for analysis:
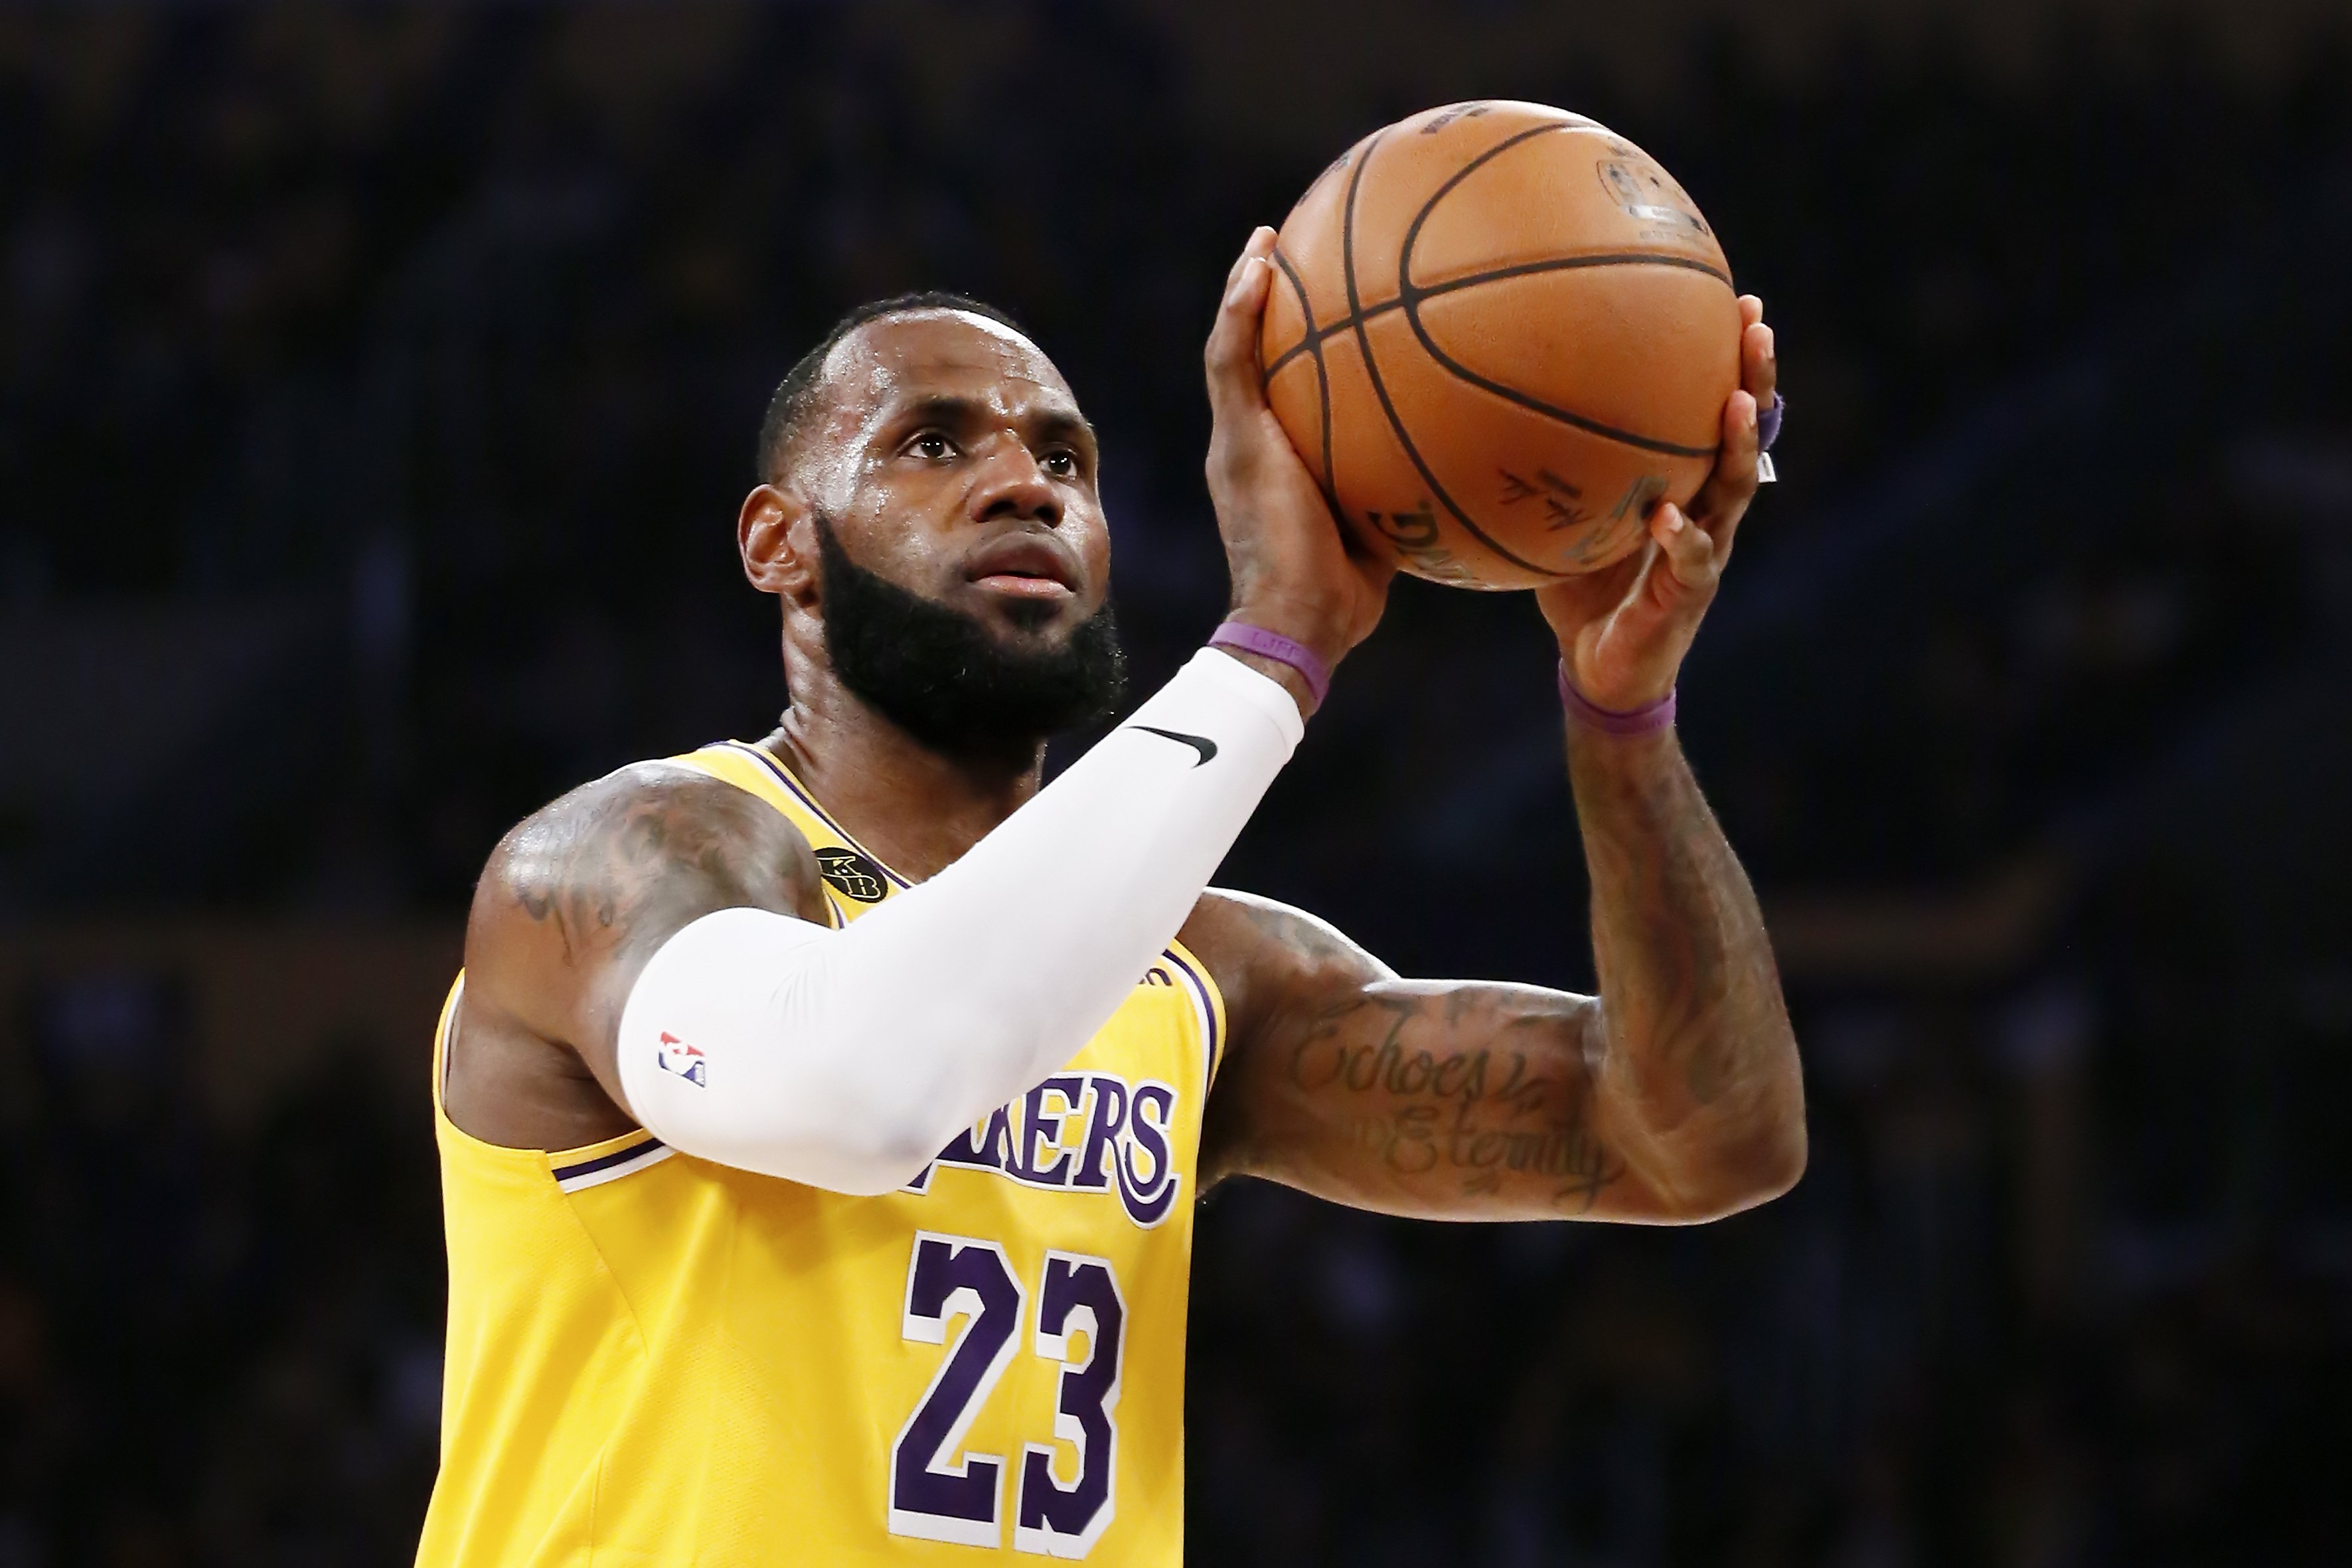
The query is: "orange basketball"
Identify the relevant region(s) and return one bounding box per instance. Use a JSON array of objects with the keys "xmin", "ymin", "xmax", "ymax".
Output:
[{"xmin": 1260, "ymin": 101, "xmax": 1743, "ymax": 589}]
